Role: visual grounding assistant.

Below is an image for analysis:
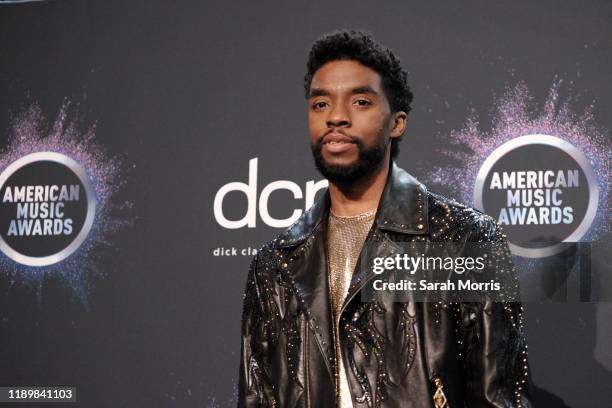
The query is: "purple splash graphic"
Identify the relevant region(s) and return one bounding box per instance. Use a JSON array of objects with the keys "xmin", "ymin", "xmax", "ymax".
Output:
[
  {"xmin": 427, "ymin": 81, "xmax": 611, "ymax": 245},
  {"xmin": 0, "ymin": 103, "xmax": 129, "ymax": 304}
]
